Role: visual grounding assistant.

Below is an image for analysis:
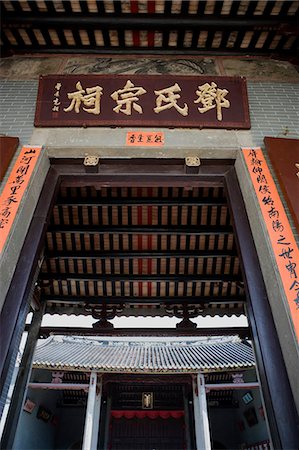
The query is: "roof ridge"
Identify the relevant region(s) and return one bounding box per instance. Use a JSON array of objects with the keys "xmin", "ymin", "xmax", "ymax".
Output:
[{"xmin": 47, "ymin": 334, "xmax": 242, "ymax": 346}]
